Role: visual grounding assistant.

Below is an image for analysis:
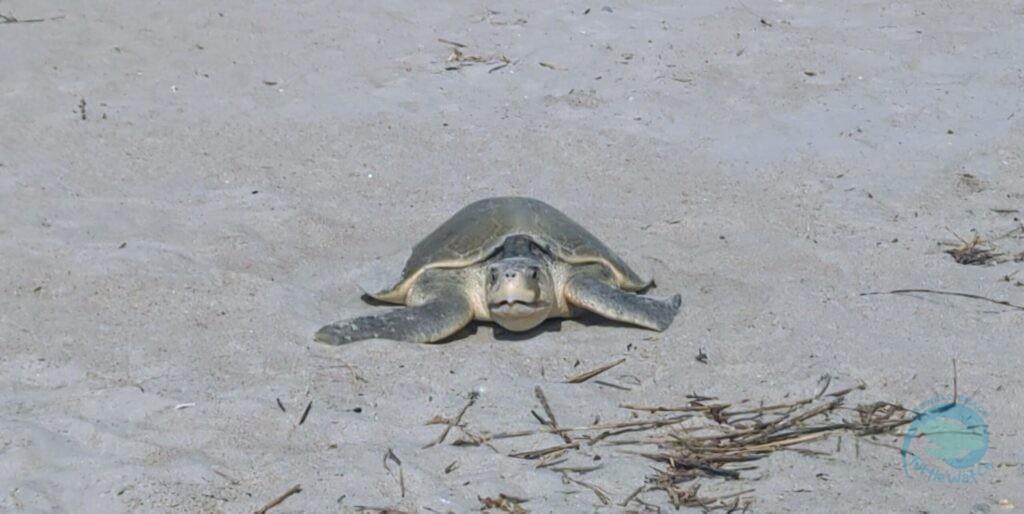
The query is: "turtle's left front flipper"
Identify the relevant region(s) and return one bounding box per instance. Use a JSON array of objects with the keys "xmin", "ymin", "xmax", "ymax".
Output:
[
  {"xmin": 565, "ymin": 274, "xmax": 681, "ymax": 331},
  {"xmin": 315, "ymin": 293, "xmax": 474, "ymax": 345}
]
